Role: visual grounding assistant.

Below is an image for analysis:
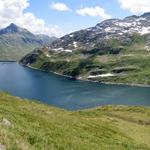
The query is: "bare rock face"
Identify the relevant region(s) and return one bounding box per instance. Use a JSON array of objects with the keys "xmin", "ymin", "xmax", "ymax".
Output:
[
  {"xmin": 20, "ymin": 48, "xmax": 43, "ymax": 66},
  {"xmin": 1, "ymin": 118, "xmax": 13, "ymax": 128},
  {"xmin": 0, "ymin": 144, "xmax": 6, "ymax": 150}
]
